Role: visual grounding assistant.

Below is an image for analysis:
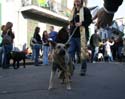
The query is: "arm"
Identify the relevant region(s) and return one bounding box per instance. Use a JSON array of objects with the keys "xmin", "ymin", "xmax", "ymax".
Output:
[
  {"xmin": 93, "ymin": 0, "xmax": 123, "ymax": 29},
  {"xmin": 104, "ymin": 0, "xmax": 123, "ymax": 14},
  {"xmin": 82, "ymin": 7, "xmax": 92, "ymax": 27},
  {"xmin": 75, "ymin": 7, "xmax": 92, "ymax": 27},
  {"xmin": 109, "ymin": 41, "xmax": 114, "ymax": 46}
]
